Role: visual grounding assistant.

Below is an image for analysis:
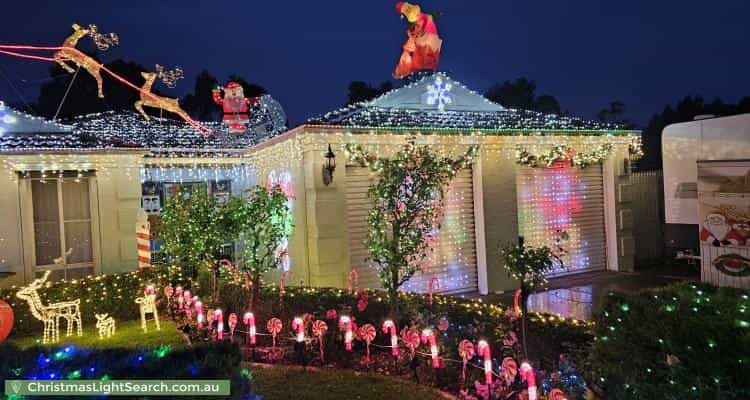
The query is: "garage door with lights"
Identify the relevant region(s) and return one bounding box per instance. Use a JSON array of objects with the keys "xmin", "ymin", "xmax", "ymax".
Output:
[
  {"xmin": 345, "ymin": 167, "xmax": 478, "ymax": 294},
  {"xmin": 516, "ymin": 164, "xmax": 607, "ymax": 275}
]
